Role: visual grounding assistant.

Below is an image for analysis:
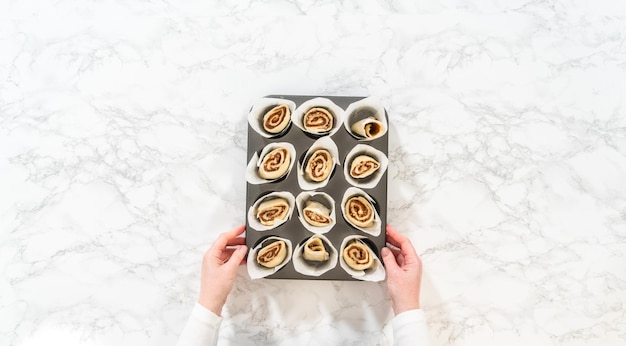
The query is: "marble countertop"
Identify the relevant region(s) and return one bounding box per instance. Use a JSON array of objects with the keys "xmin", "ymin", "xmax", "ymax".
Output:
[{"xmin": 2, "ymin": 1, "xmax": 625, "ymax": 345}]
